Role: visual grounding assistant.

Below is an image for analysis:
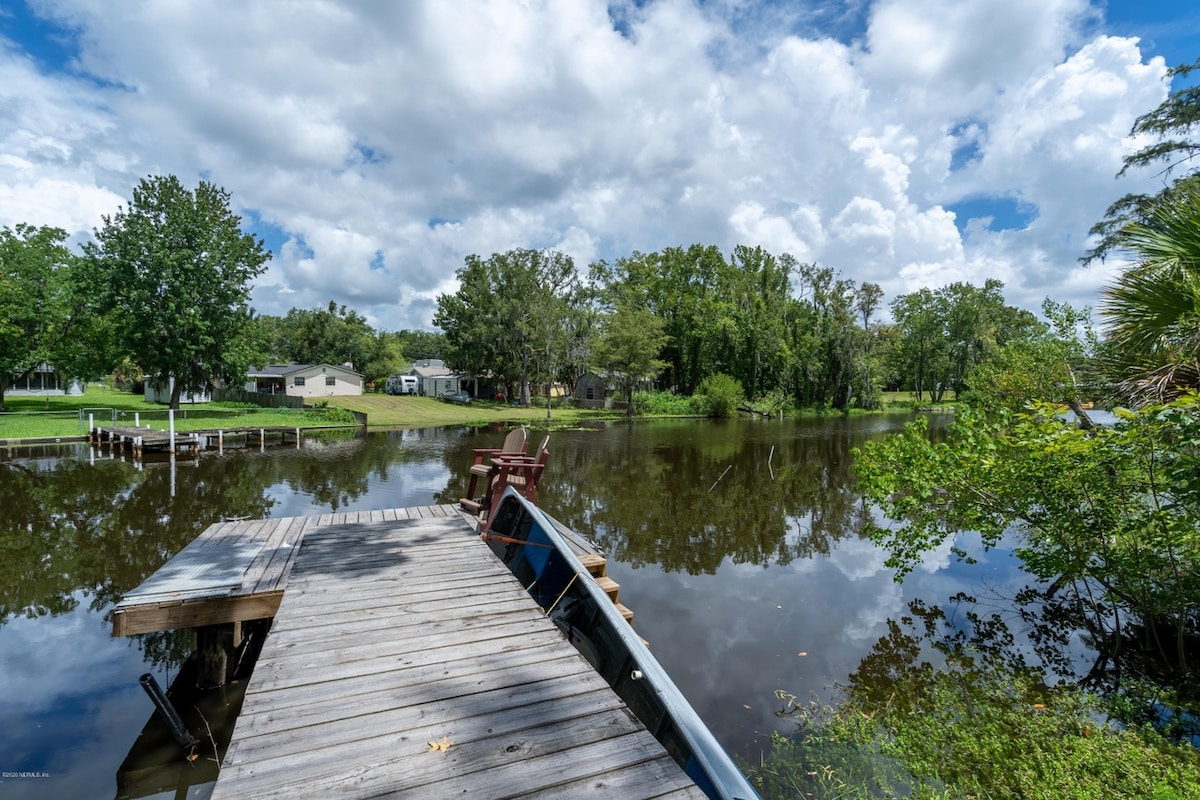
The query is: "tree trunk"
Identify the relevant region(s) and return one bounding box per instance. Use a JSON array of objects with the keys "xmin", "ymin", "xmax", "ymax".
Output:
[
  {"xmin": 1066, "ymin": 398, "xmax": 1095, "ymax": 431},
  {"xmin": 169, "ymin": 378, "xmax": 182, "ymax": 410},
  {"xmin": 519, "ymin": 354, "xmax": 531, "ymax": 406}
]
